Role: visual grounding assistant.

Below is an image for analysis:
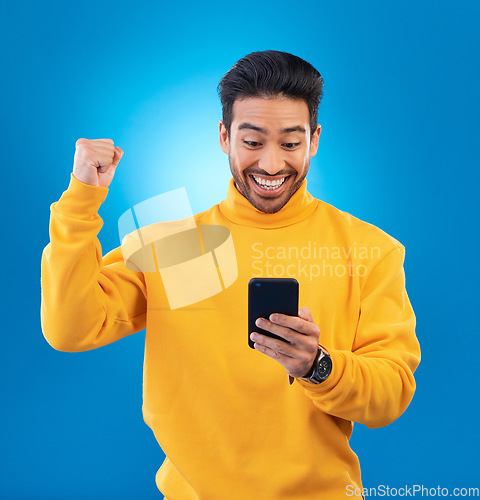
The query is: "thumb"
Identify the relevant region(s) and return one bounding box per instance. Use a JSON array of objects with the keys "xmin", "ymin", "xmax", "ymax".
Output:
[
  {"xmin": 112, "ymin": 147, "xmax": 124, "ymax": 168},
  {"xmin": 298, "ymin": 306, "xmax": 314, "ymax": 322}
]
